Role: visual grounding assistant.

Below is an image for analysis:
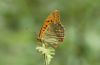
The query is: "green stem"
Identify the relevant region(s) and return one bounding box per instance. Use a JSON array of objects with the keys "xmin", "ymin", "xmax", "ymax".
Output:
[{"xmin": 44, "ymin": 54, "xmax": 48, "ymax": 65}]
